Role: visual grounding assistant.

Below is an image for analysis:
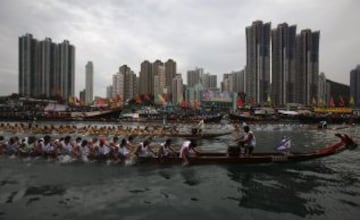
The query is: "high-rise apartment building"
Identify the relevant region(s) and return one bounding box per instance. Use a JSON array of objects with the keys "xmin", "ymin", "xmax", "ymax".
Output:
[
  {"xmin": 112, "ymin": 71, "xmax": 124, "ymax": 99},
  {"xmin": 201, "ymin": 73, "xmax": 217, "ymax": 90},
  {"xmin": 85, "ymin": 61, "xmax": 93, "ymax": 105},
  {"xmin": 294, "ymin": 29, "xmax": 320, "ymax": 105},
  {"xmin": 232, "ymin": 69, "xmax": 246, "ymax": 93},
  {"xmin": 139, "ymin": 60, "xmax": 152, "ymax": 95},
  {"xmin": 271, "ymin": 23, "xmax": 297, "ymax": 106},
  {"xmin": 120, "ymin": 65, "xmax": 136, "ymax": 101},
  {"xmin": 106, "ymin": 85, "xmax": 113, "ymax": 99},
  {"xmin": 246, "ymin": 21, "xmax": 271, "ymax": 104},
  {"xmin": 19, "ymin": 33, "xmax": 75, "ymax": 100},
  {"xmin": 187, "ymin": 67, "xmax": 203, "ymax": 87},
  {"xmin": 165, "ymin": 59, "xmax": 177, "ymax": 91},
  {"xmin": 350, "ymin": 65, "xmax": 360, "ymax": 106},
  {"xmin": 318, "ymin": 72, "xmax": 327, "ymax": 104},
  {"xmin": 172, "ymin": 74, "xmax": 183, "ymax": 104},
  {"xmin": 221, "ymin": 73, "xmax": 234, "ymax": 92}
]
